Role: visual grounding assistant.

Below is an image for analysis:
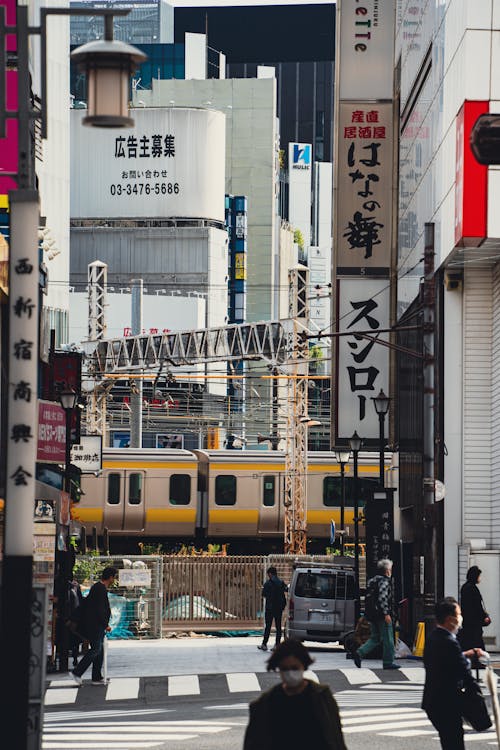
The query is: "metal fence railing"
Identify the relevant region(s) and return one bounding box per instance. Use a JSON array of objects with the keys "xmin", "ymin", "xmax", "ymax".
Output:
[
  {"xmin": 73, "ymin": 553, "xmax": 365, "ymax": 637},
  {"xmin": 162, "ymin": 555, "xmax": 266, "ymax": 631},
  {"xmin": 74, "ymin": 555, "xmax": 163, "ymax": 639}
]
